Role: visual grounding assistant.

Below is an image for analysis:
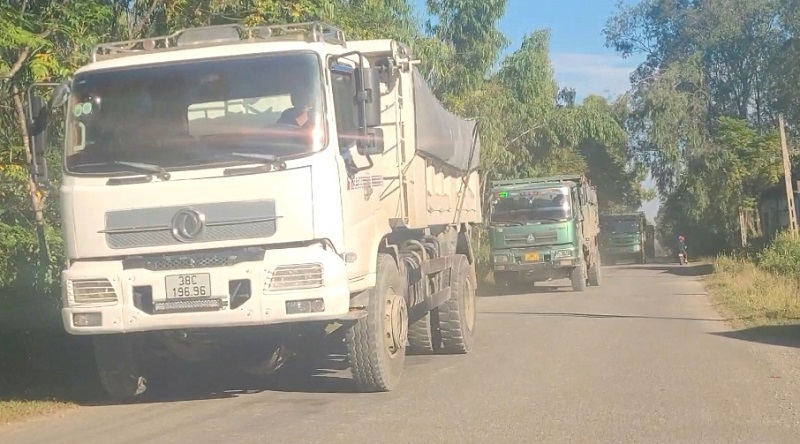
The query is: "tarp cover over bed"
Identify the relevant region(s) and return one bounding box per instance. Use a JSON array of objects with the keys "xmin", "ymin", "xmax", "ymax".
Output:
[{"xmin": 411, "ymin": 67, "xmax": 480, "ymax": 173}]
